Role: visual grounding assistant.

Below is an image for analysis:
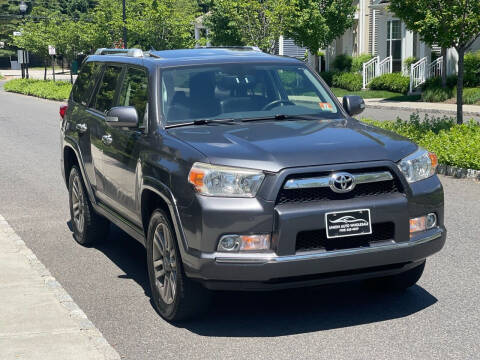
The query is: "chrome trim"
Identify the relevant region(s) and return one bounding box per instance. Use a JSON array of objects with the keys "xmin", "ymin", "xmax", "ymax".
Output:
[
  {"xmin": 214, "ymin": 228, "xmax": 444, "ymax": 264},
  {"xmin": 283, "ymin": 171, "xmax": 393, "ymax": 190}
]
